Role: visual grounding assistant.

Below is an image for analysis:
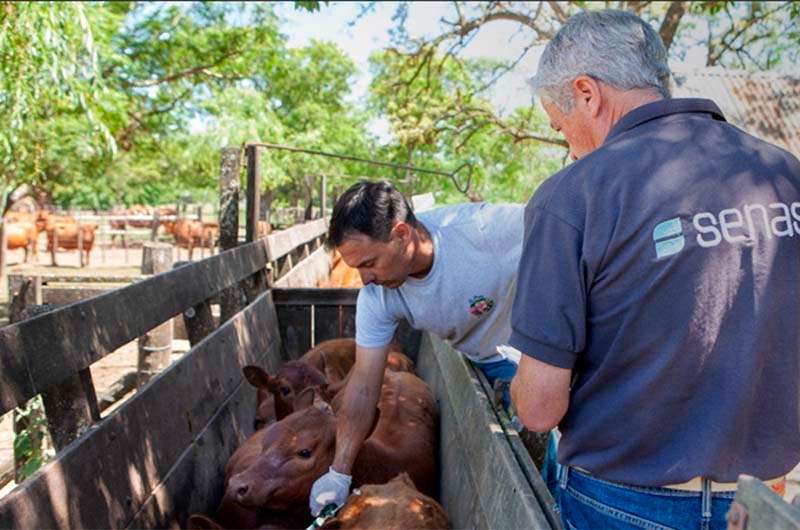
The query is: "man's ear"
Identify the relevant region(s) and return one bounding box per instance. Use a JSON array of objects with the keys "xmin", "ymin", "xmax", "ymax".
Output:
[
  {"xmin": 391, "ymin": 222, "xmax": 411, "ymax": 242},
  {"xmin": 572, "ymin": 75, "xmax": 602, "ymax": 118}
]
